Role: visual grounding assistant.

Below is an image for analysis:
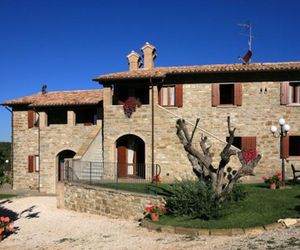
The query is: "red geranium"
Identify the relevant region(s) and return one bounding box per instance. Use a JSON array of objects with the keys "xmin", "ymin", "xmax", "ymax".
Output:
[{"xmin": 242, "ymin": 150, "xmax": 258, "ymax": 163}]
